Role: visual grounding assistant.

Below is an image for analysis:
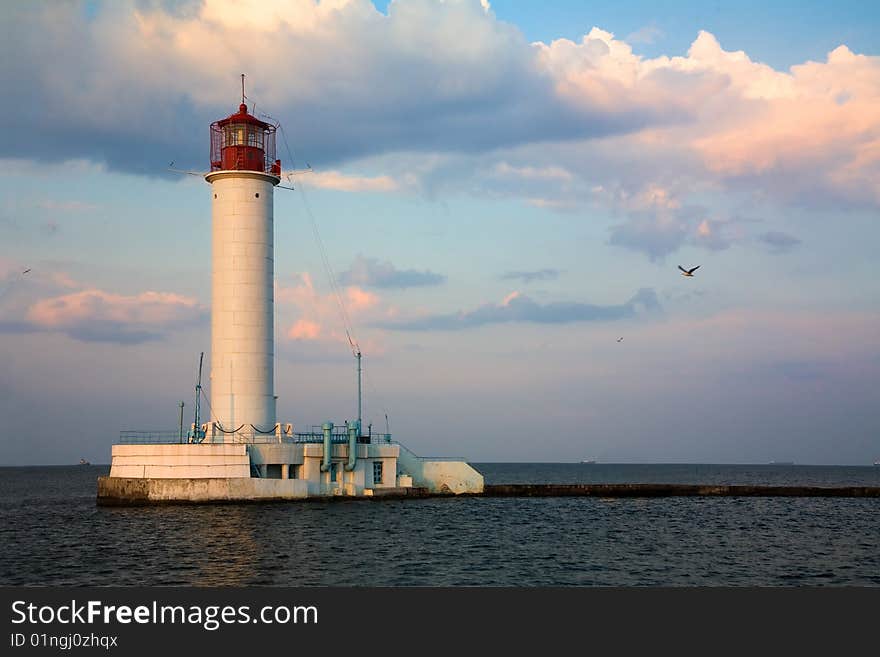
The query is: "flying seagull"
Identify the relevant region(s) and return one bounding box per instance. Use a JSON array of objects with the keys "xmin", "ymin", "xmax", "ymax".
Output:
[
  {"xmin": 22, "ymin": 268, "xmax": 31, "ymax": 274},
  {"xmin": 678, "ymin": 265, "xmax": 700, "ymax": 277},
  {"xmin": 616, "ymin": 337, "xmax": 623, "ymax": 343}
]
